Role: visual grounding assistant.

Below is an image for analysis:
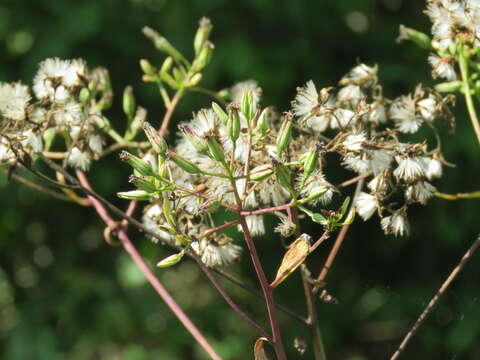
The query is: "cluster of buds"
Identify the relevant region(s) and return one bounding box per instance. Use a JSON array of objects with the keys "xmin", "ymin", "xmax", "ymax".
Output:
[{"xmin": 0, "ymin": 58, "xmax": 114, "ymax": 170}]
